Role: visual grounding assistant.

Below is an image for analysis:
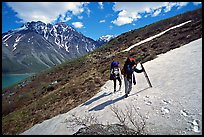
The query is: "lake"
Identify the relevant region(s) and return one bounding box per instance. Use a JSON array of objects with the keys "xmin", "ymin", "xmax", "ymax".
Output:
[{"xmin": 2, "ymin": 73, "xmax": 34, "ymax": 90}]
